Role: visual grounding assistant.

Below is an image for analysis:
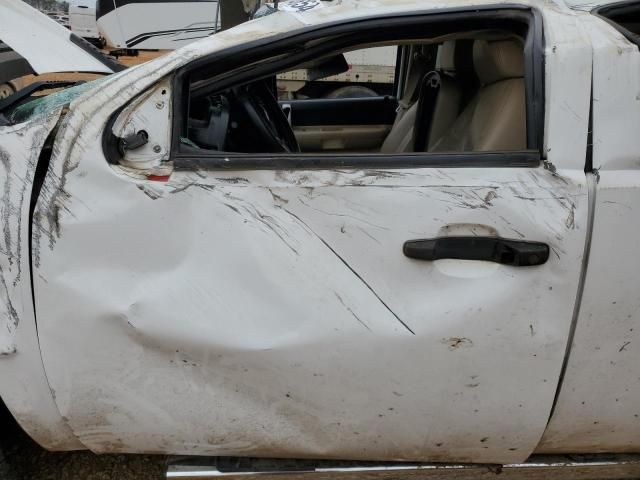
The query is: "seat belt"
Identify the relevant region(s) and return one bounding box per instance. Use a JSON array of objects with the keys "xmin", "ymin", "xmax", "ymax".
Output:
[{"xmin": 414, "ymin": 71, "xmax": 441, "ymax": 152}]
